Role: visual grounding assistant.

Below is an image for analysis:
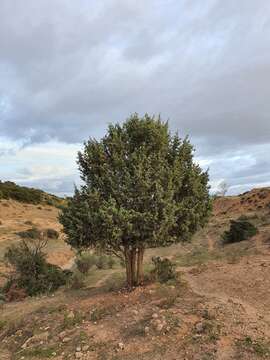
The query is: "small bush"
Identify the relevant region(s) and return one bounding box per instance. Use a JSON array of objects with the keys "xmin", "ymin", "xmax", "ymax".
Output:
[
  {"xmin": 69, "ymin": 271, "xmax": 86, "ymax": 289},
  {"xmin": 222, "ymin": 218, "xmax": 258, "ymax": 245},
  {"xmin": 151, "ymin": 257, "xmax": 176, "ymax": 283},
  {"xmin": 17, "ymin": 227, "xmax": 41, "ymax": 239},
  {"xmin": 3, "ymin": 239, "xmax": 68, "ymax": 297},
  {"xmin": 44, "ymin": 228, "xmax": 59, "ymax": 239},
  {"xmin": 45, "ymin": 198, "xmax": 54, "ymax": 206},
  {"xmin": 0, "ymin": 319, "xmax": 6, "ymax": 330},
  {"xmin": 94, "ymin": 254, "xmax": 117, "ymax": 269},
  {"xmin": 75, "ymin": 253, "xmax": 97, "ymax": 274},
  {"xmin": 17, "ymin": 227, "xmax": 59, "ymax": 240},
  {"xmin": 96, "ymin": 254, "xmax": 109, "ymax": 269},
  {"xmin": 103, "ymin": 272, "xmax": 125, "ymax": 292}
]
